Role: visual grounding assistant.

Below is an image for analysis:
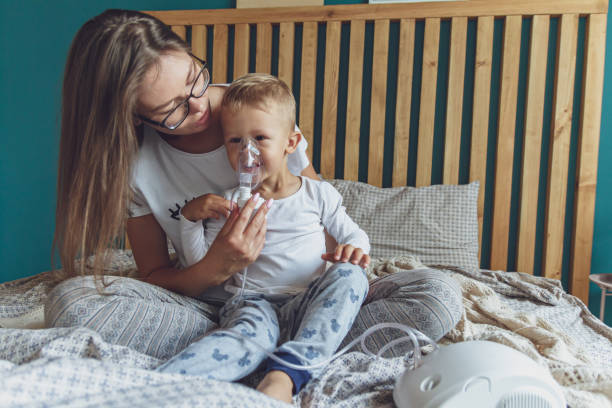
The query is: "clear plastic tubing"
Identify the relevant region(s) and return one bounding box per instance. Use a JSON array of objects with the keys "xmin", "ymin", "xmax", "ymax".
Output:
[{"xmin": 222, "ymin": 323, "xmax": 439, "ymax": 371}]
